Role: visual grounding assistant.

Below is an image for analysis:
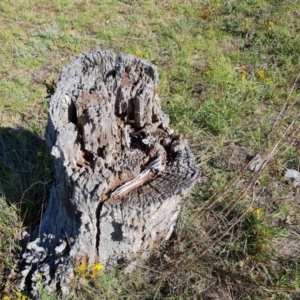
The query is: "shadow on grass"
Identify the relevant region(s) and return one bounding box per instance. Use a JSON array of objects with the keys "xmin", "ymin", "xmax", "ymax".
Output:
[{"xmin": 0, "ymin": 126, "xmax": 53, "ymax": 228}]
